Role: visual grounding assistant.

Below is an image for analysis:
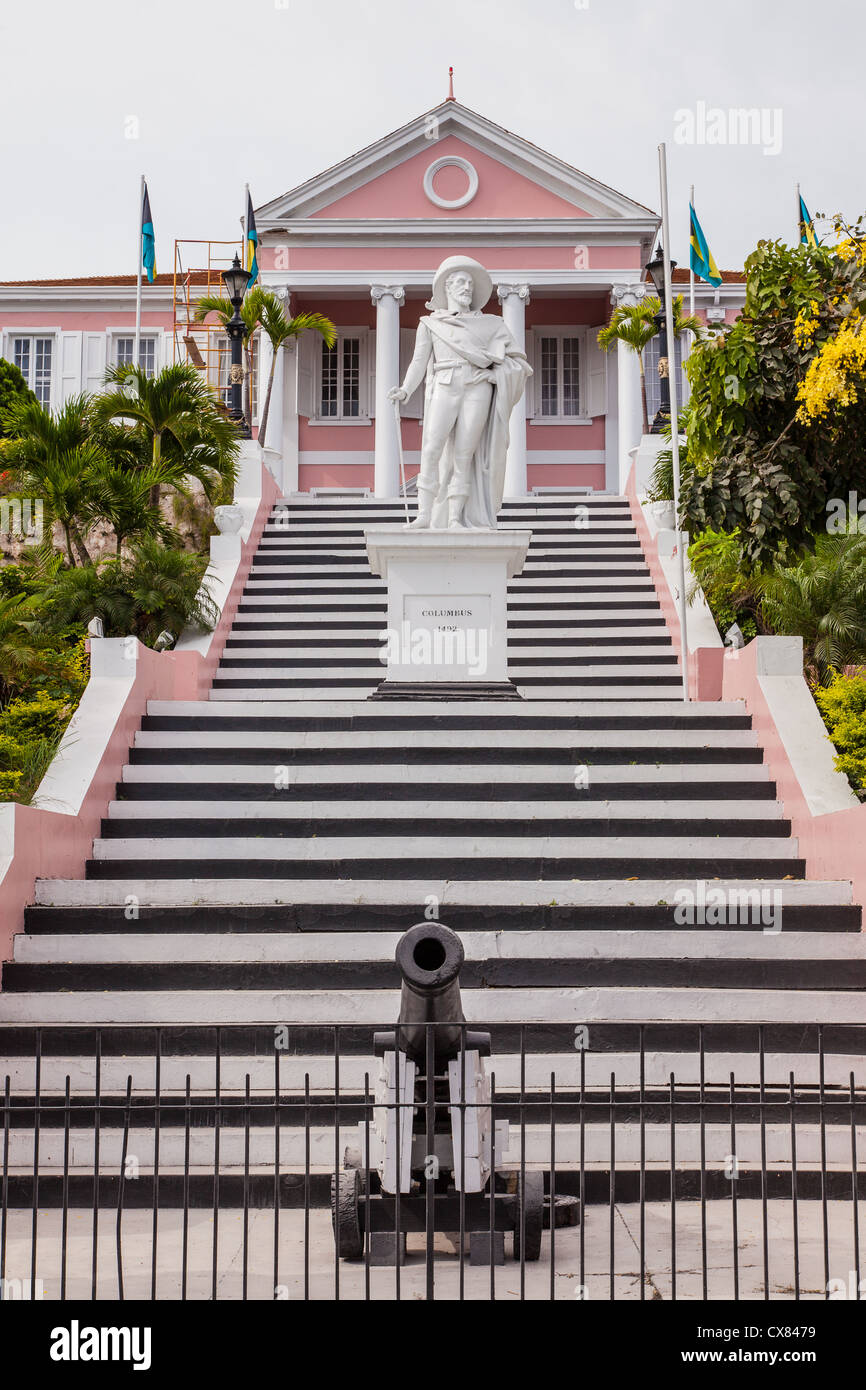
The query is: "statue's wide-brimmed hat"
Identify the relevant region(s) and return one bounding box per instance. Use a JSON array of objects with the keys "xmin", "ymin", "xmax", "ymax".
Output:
[{"xmin": 427, "ymin": 255, "xmax": 493, "ymax": 311}]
